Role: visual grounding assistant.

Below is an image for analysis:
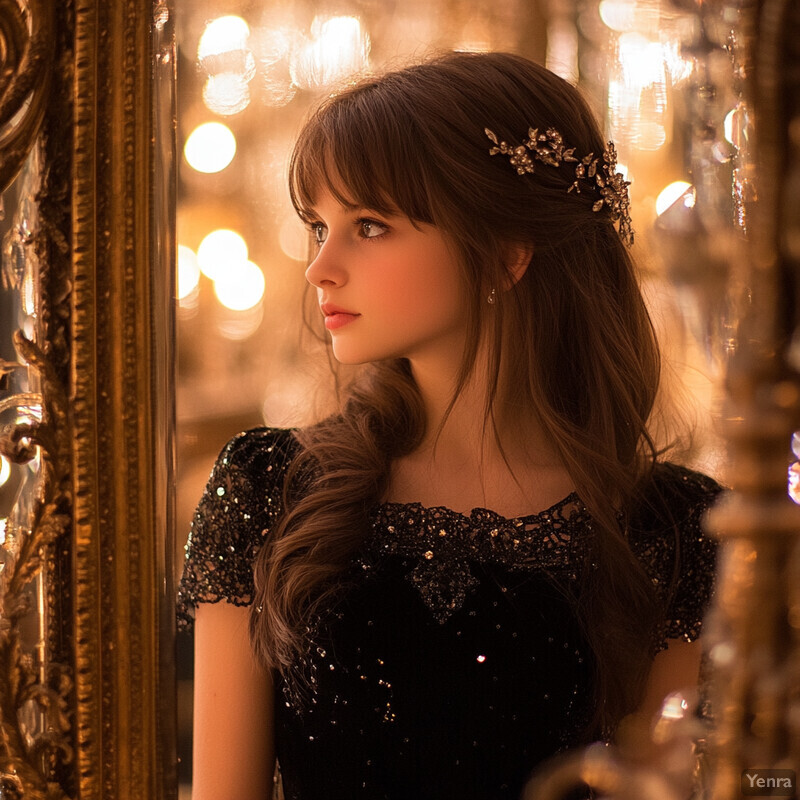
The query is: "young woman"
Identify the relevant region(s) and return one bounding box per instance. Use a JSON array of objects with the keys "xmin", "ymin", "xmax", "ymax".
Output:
[{"xmin": 178, "ymin": 51, "xmax": 721, "ymax": 800}]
